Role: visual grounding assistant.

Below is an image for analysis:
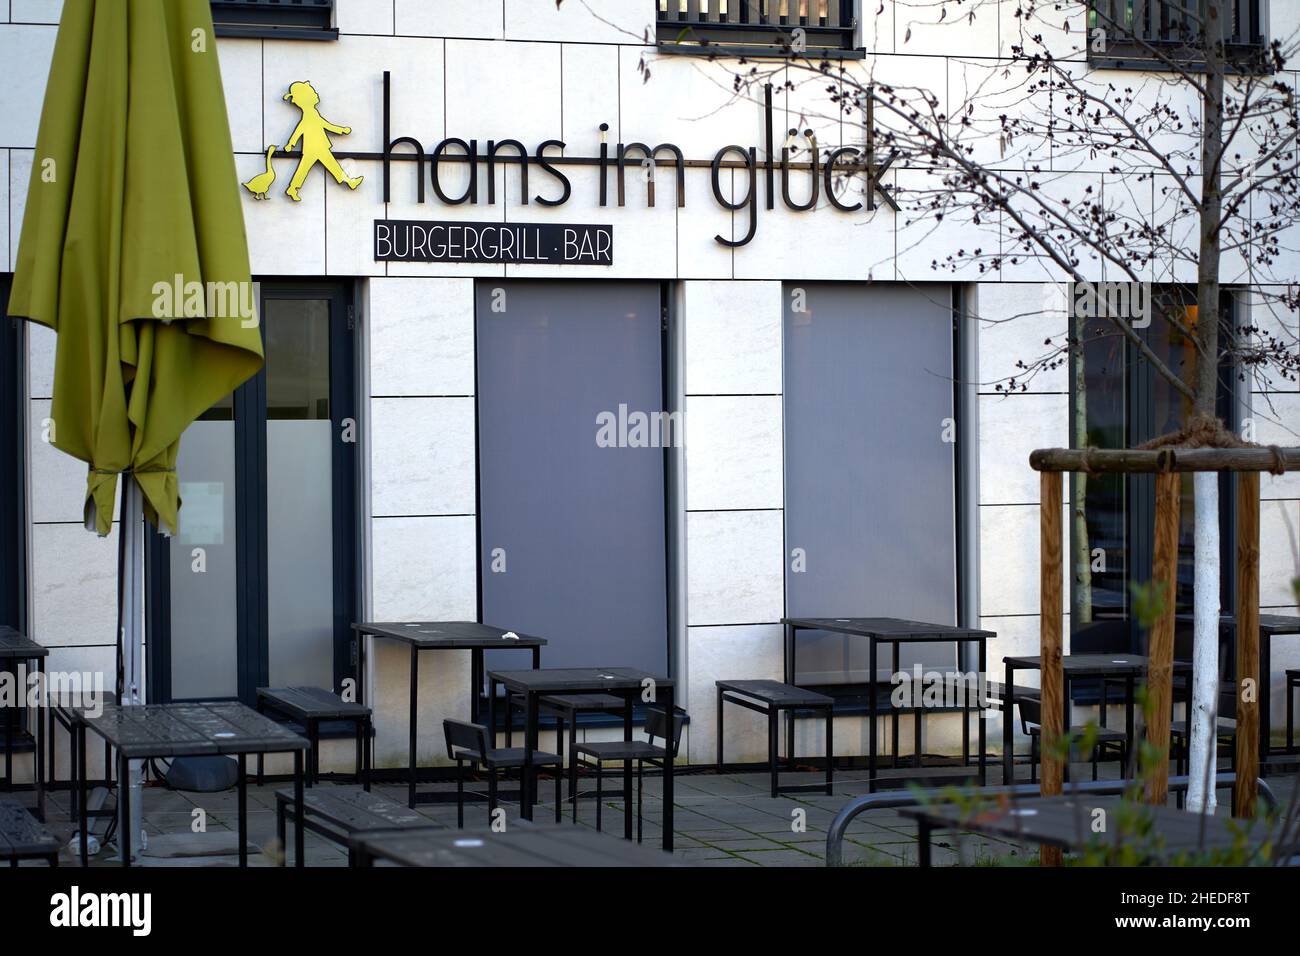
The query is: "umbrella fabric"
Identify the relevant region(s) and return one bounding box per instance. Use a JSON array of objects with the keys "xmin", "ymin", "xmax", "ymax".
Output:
[{"xmin": 8, "ymin": 0, "xmax": 263, "ymax": 536}]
